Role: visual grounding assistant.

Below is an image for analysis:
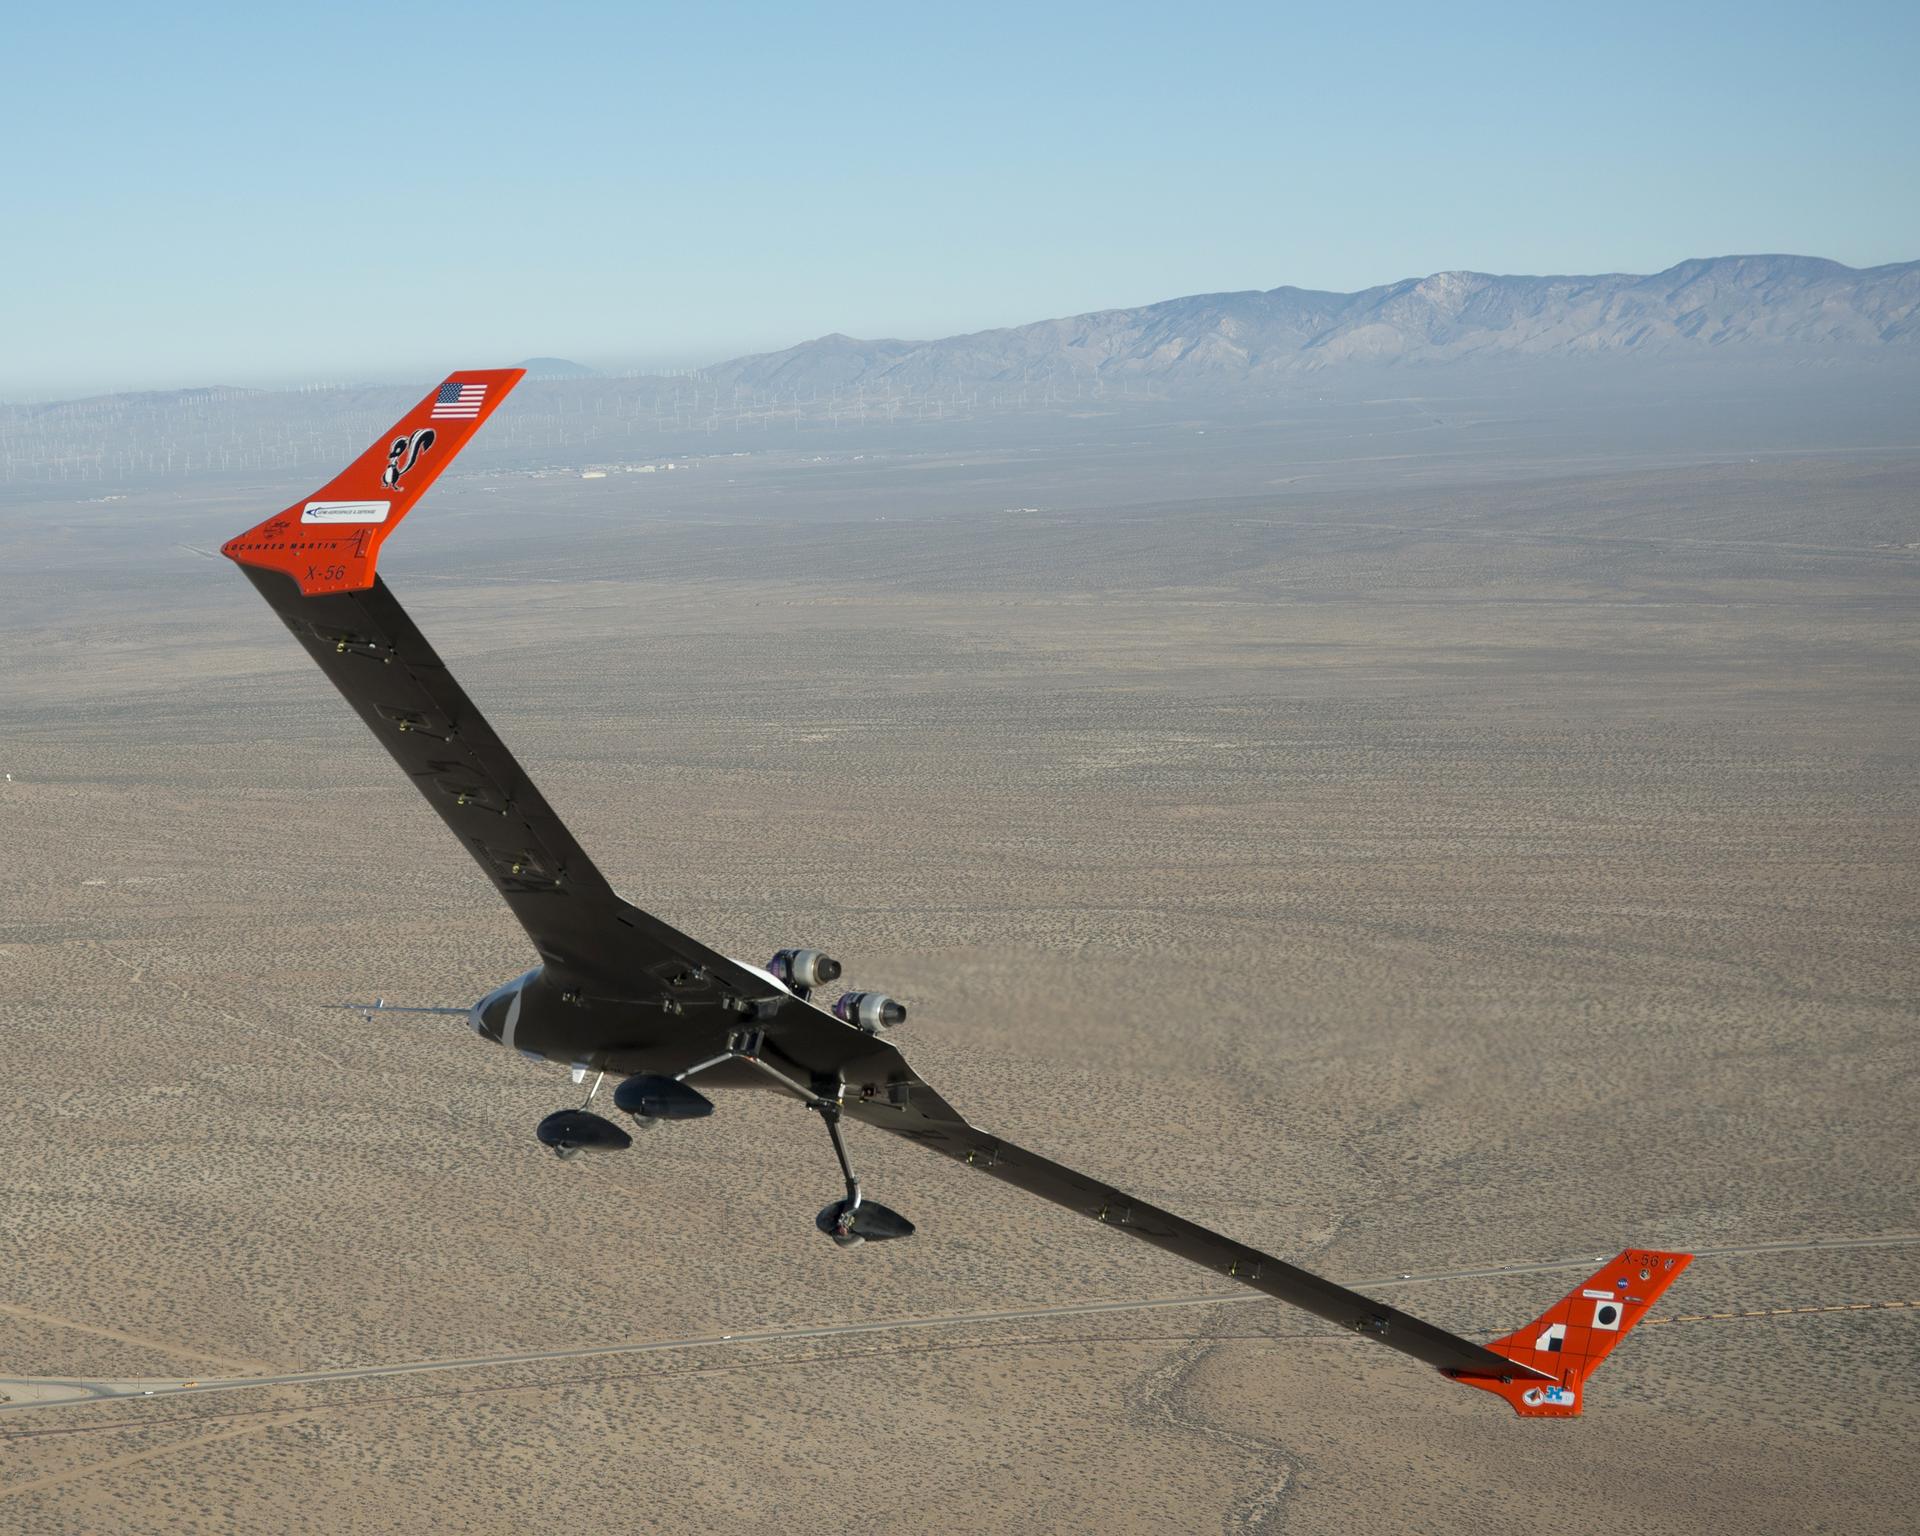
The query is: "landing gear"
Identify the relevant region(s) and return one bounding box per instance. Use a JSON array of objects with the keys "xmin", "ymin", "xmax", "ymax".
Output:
[
  {"xmin": 612, "ymin": 1073, "xmax": 716, "ymax": 1127},
  {"xmin": 535, "ymin": 1039, "xmax": 914, "ymax": 1246},
  {"xmin": 535, "ymin": 1108, "xmax": 631, "ymax": 1158},
  {"xmin": 538, "ymin": 1068, "xmax": 632, "ymax": 1158},
  {"xmin": 811, "ymin": 1102, "xmax": 915, "ymax": 1248}
]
